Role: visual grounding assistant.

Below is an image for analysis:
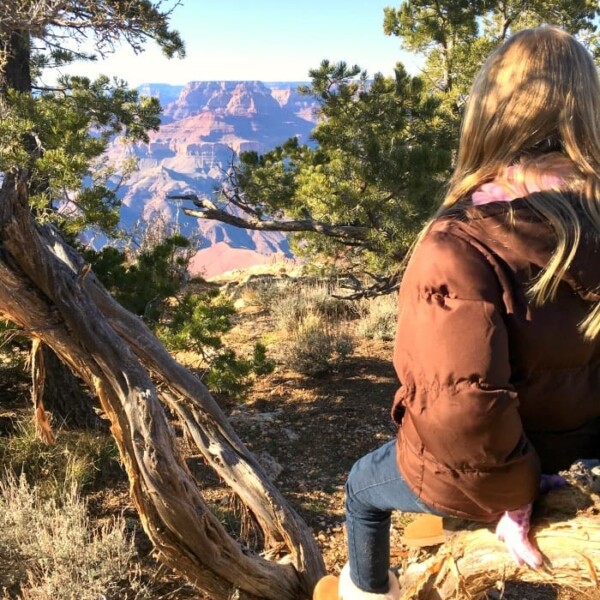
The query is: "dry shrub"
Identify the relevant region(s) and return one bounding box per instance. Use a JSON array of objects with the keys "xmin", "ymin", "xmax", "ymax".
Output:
[
  {"xmin": 238, "ymin": 277, "xmax": 292, "ymax": 310},
  {"xmin": 0, "ymin": 473, "xmax": 149, "ymax": 600},
  {"xmin": 280, "ymin": 312, "xmax": 355, "ymax": 376},
  {"xmin": 272, "ymin": 283, "xmax": 358, "ymax": 332},
  {"xmin": 357, "ymin": 293, "xmax": 398, "ymax": 341}
]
